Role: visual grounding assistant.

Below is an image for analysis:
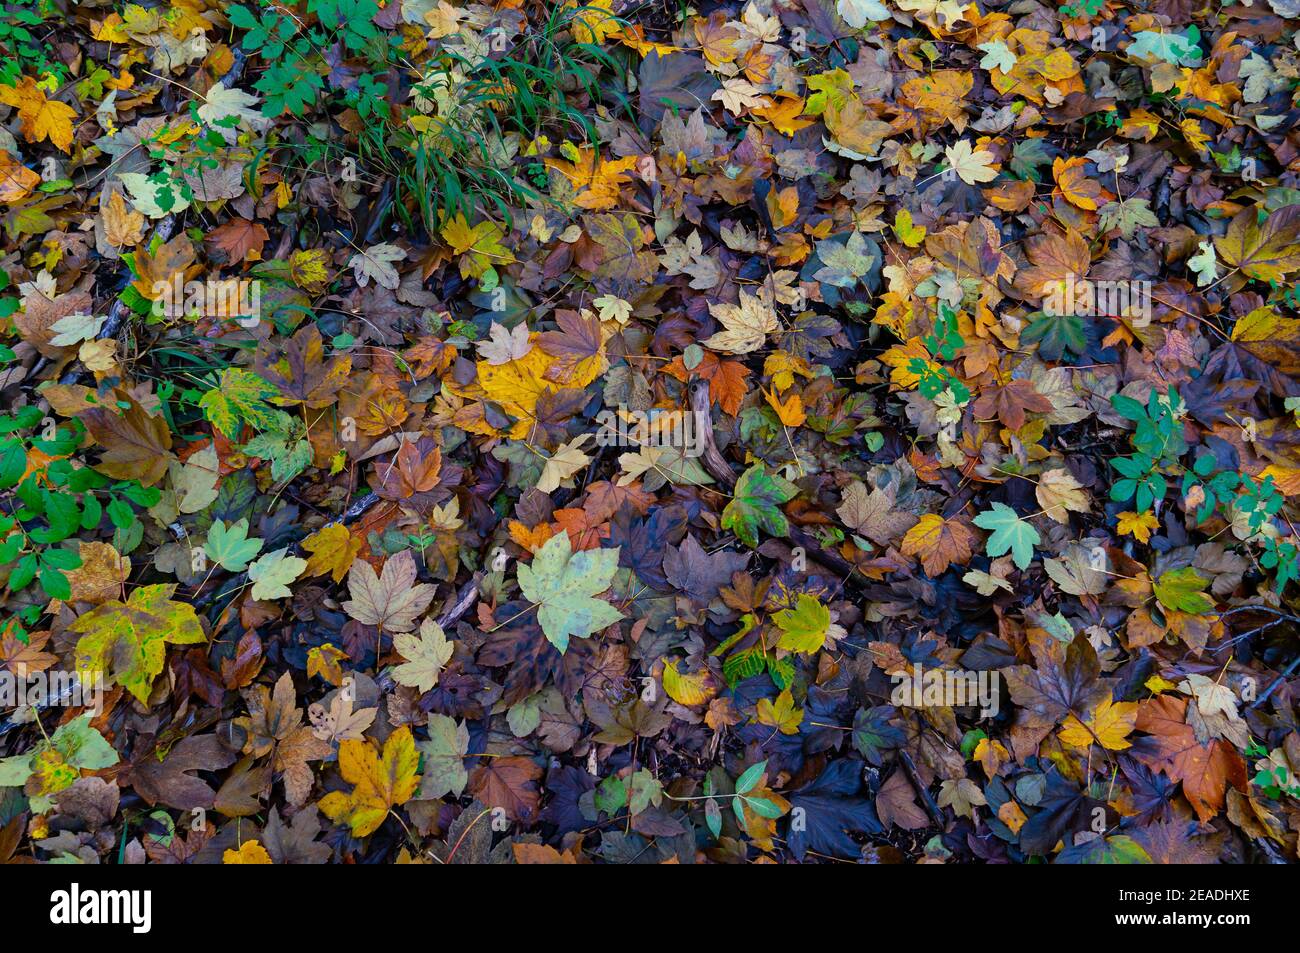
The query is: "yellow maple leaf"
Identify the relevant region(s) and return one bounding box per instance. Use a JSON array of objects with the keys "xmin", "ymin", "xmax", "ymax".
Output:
[
  {"xmin": 1036, "ymin": 467, "xmax": 1090, "ymax": 524},
  {"xmin": 0, "ymin": 77, "xmax": 77, "ymax": 152},
  {"xmin": 223, "ymin": 840, "xmax": 273, "ymax": 864},
  {"xmin": 1116, "ymin": 510, "xmax": 1159, "ymax": 544},
  {"xmin": 476, "ymin": 336, "xmax": 564, "ymax": 439},
  {"xmin": 301, "ymin": 522, "xmax": 363, "ymax": 583},
  {"xmin": 755, "ymin": 688, "xmax": 804, "ymax": 734},
  {"xmin": 1059, "ymin": 697, "xmax": 1138, "ymax": 751},
  {"xmin": 544, "ymin": 147, "xmax": 638, "ymax": 211},
  {"xmin": 0, "ymin": 149, "xmax": 41, "ymax": 204},
  {"xmin": 319, "ymin": 726, "xmax": 421, "ymax": 837},
  {"xmin": 764, "ymin": 388, "xmax": 806, "ymax": 427},
  {"xmin": 703, "ymin": 291, "xmax": 779, "ymax": 354},
  {"xmin": 102, "ymin": 190, "xmax": 145, "ymax": 247}
]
